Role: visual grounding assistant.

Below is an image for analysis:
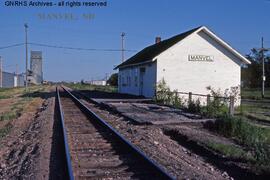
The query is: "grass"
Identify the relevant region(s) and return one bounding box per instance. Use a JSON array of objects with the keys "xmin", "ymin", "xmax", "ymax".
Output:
[
  {"xmin": 0, "ymin": 87, "xmax": 24, "ymax": 98},
  {"xmin": 0, "ymin": 93, "xmax": 34, "ymax": 122},
  {"xmin": 215, "ymin": 115, "xmax": 270, "ymax": 145},
  {"xmin": 237, "ymin": 102, "xmax": 270, "ymax": 119},
  {"xmin": 65, "ymin": 83, "xmax": 117, "ymax": 93},
  {"xmin": 0, "ymin": 123, "xmax": 13, "ymax": 139},
  {"xmin": 234, "ymin": 88, "xmax": 270, "ymax": 125},
  {"xmin": 0, "ymin": 85, "xmax": 48, "ymax": 139},
  {"xmin": 244, "ymin": 112, "xmax": 270, "ymax": 123},
  {"xmin": 208, "ymin": 115, "xmax": 270, "ymax": 169},
  {"xmin": 241, "ymin": 88, "xmax": 270, "ymax": 100},
  {"xmin": 0, "ymin": 95, "xmax": 11, "ymax": 99},
  {"xmin": 206, "ymin": 141, "xmax": 254, "ymax": 161},
  {"xmin": 0, "ymin": 85, "xmax": 46, "ymax": 99},
  {"xmin": 0, "ymin": 111, "xmax": 17, "ymax": 121}
]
